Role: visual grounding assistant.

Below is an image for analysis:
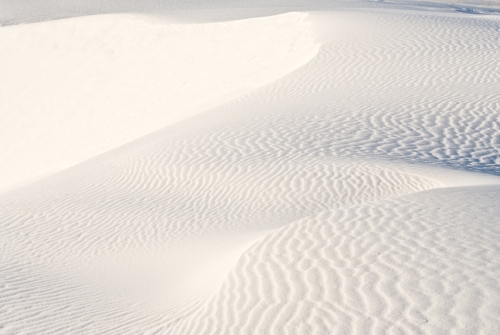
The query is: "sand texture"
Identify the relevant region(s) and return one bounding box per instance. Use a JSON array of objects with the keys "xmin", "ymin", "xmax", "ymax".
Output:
[{"xmin": 0, "ymin": 1, "xmax": 499, "ymax": 334}]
